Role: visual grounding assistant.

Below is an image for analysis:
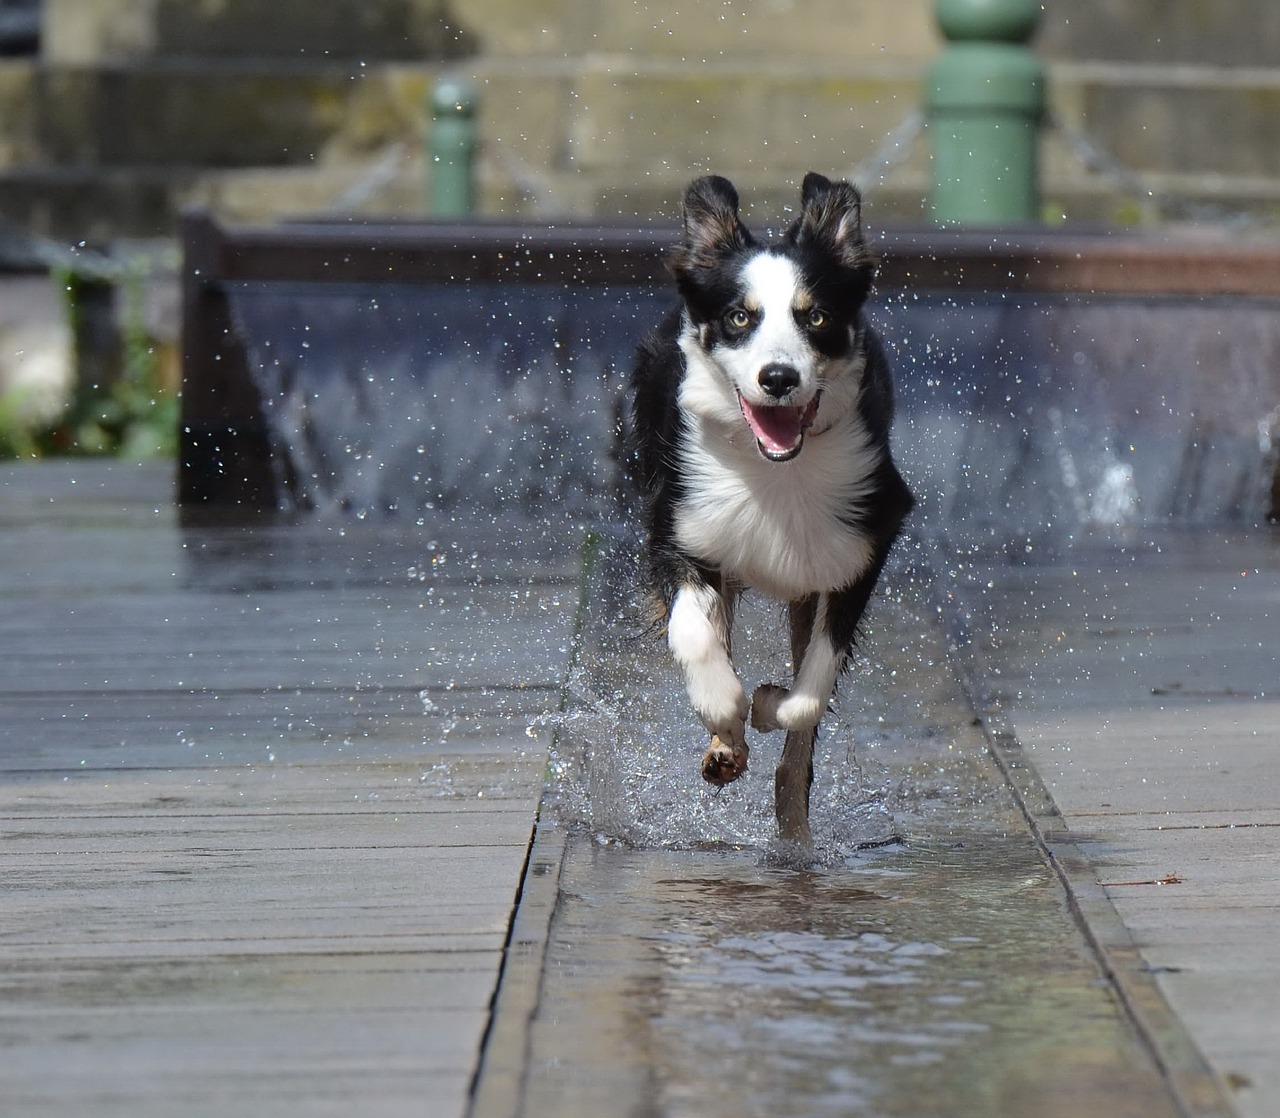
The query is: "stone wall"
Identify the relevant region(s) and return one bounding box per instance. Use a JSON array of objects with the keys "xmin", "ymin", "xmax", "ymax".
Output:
[
  {"xmin": 41, "ymin": 0, "xmax": 474, "ymax": 63},
  {"xmin": 0, "ymin": 0, "xmax": 1276, "ymax": 238},
  {"xmin": 1040, "ymin": 0, "xmax": 1280, "ymax": 224}
]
